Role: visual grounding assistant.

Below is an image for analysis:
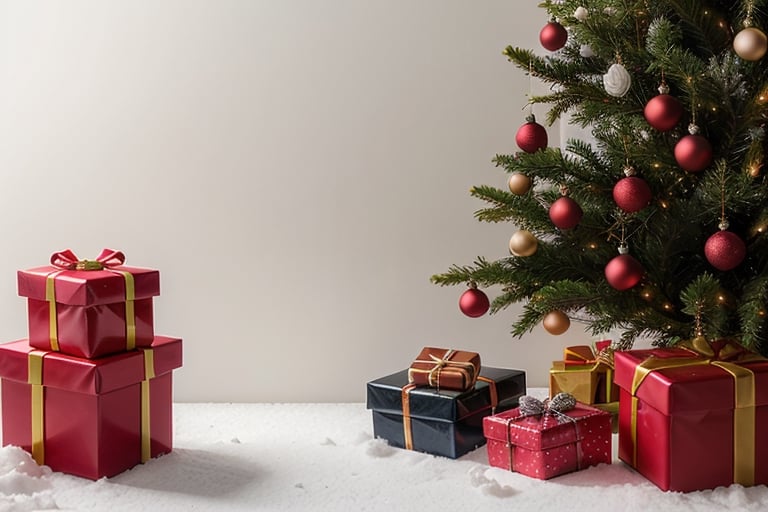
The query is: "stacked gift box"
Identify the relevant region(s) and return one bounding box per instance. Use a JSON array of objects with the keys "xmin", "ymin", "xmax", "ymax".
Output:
[
  {"xmin": 0, "ymin": 249, "xmax": 183, "ymax": 480},
  {"xmin": 367, "ymin": 347, "xmax": 526, "ymax": 458},
  {"xmin": 549, "ymin": 341, "xmax": 619, "ymax": 431}
]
